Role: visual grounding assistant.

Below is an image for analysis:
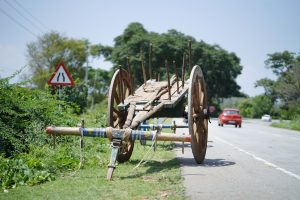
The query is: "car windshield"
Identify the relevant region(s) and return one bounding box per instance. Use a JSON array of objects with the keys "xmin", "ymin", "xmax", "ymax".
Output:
[{"xmin": 224, "ymin": 110, "xmax": 239, "ymax": 114}]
